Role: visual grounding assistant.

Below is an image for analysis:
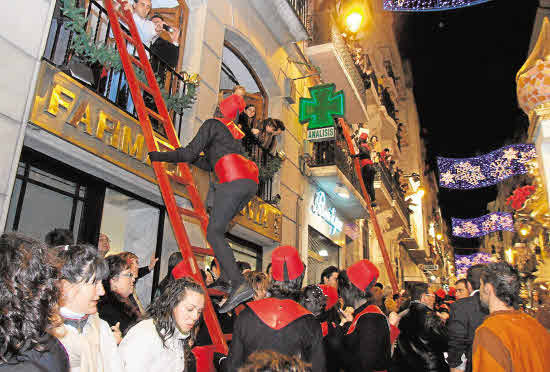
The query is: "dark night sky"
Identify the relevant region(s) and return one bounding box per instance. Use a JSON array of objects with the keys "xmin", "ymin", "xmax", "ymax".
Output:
[{"xmin": 395, "ymin": 0, "xmax": 539, "ymax": 253}]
